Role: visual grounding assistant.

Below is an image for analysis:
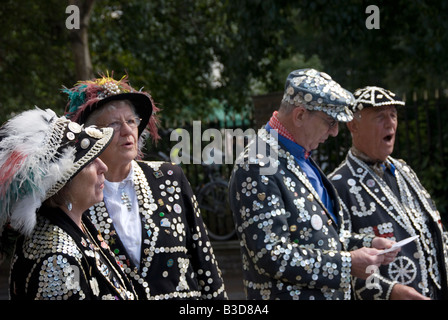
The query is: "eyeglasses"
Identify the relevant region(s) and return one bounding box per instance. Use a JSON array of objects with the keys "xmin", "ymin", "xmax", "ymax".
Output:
[
  {"xmin": 99, "ymin": 117, "xmax": 141, "ymax": 132},
  {"xmin": 314, "ymin": 113, "xmax": 337, "ymax": 130}
]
